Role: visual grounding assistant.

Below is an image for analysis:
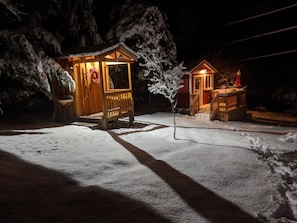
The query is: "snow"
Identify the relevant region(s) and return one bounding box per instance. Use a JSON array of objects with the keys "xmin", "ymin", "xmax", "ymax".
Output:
[{"xmin": 1, "ymin": 112, "xmax": 297, "ymax": 222}]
